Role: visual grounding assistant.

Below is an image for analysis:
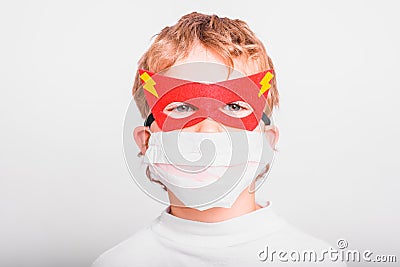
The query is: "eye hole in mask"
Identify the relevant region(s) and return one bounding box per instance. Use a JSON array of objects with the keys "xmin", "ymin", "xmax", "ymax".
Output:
[
  {"xmin": 220, "ymin": 101, "xmax": 254, "ymax": 119},
  {"xmin": 163, "ymin": 102, "xmax": 198, "ymax": 119}
]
